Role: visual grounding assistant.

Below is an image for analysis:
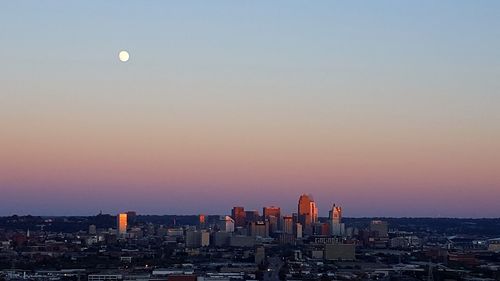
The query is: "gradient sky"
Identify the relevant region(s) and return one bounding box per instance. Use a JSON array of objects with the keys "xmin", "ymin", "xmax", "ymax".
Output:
[{"xmin": 1, "ymin": 1, "xmax": 499, "ymax": 217}]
